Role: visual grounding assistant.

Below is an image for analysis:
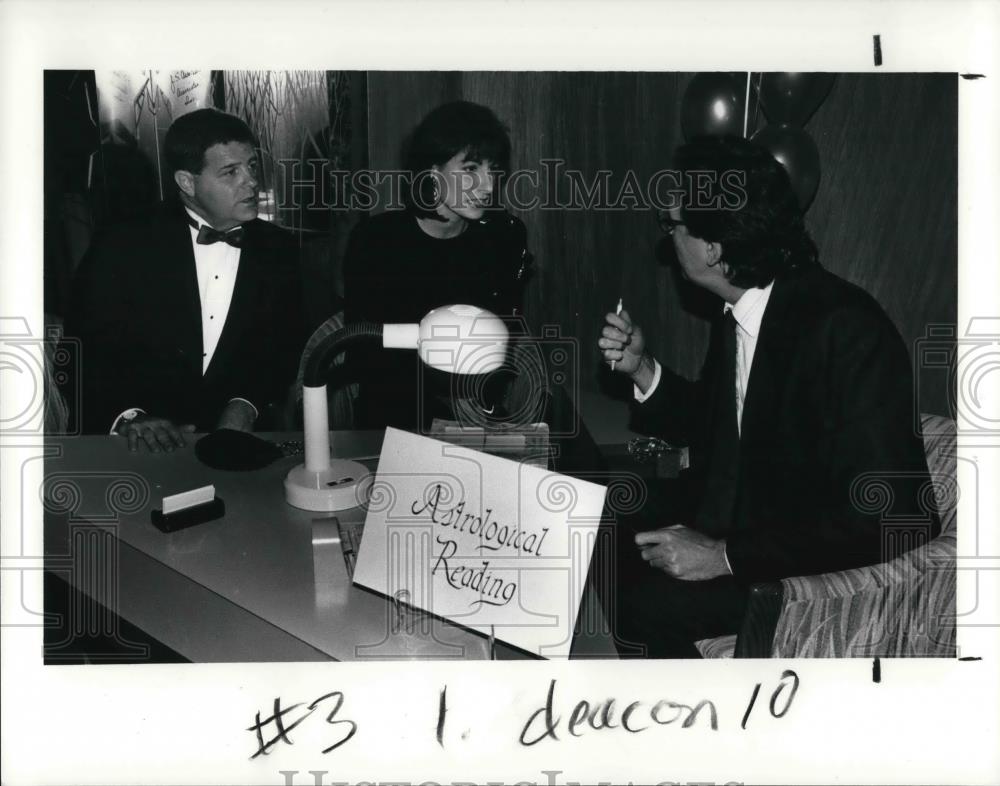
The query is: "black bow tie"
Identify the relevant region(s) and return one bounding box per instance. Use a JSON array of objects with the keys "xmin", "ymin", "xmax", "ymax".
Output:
[
  {"xmin": 196, "ymin": 224, "xmax": 245, "ymax": 248},
  {"xmin": 184, "ymin": 209, "xmax": 246, "ymax": 247}
]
